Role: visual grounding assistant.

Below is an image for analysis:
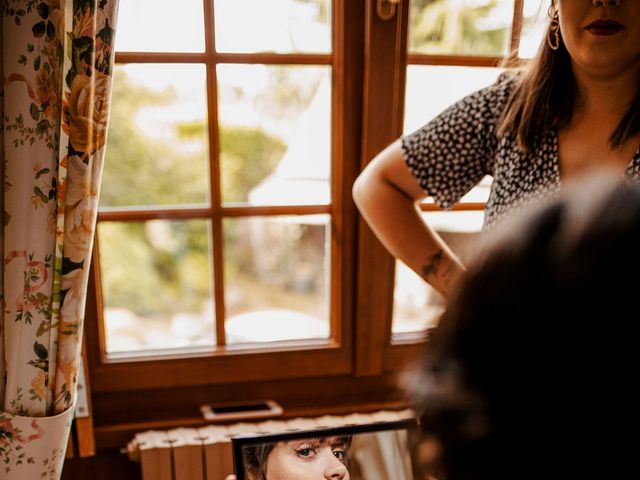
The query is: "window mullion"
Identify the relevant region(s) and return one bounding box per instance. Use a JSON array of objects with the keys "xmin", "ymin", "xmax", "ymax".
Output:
[
  {"xmin": 215, "ymin": 52, "xmax": 332, "ymax": 65},
  {"xmin": 355, "ymin": 0, "xmax": 409, "ymax": 377},
  {"xmin": 203, "ymin": 0, "xmax": 226, "ymax": 347},
  {"xmin": 203, "ymin": 0, "xmax": 216, "ymax": 54},
  {"xmin": 509, "ymin": 0, "xmax": 525, "ymax": 57},
  {"xmin": 406, "ymin": 54, "xmax": 503, "ymax": 67}
]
